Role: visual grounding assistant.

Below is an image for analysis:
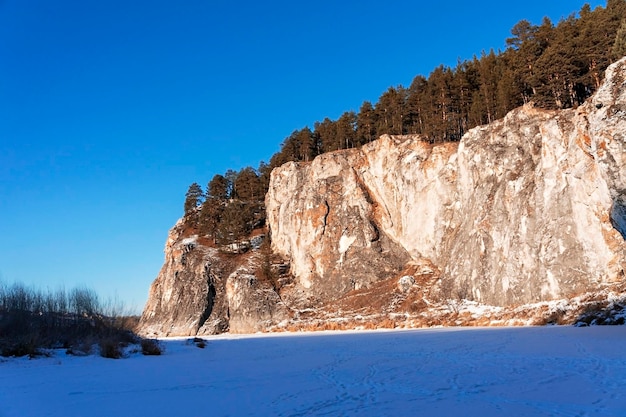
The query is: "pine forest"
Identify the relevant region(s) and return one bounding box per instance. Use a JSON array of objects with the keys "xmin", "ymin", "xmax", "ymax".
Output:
[{"xmin": 184, "ymin": 1, "xmax": 626, "ymax": 246}]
